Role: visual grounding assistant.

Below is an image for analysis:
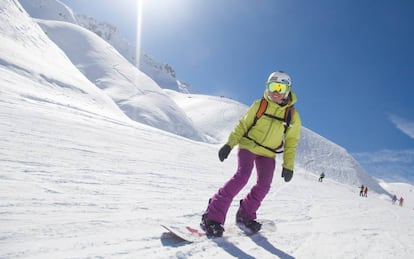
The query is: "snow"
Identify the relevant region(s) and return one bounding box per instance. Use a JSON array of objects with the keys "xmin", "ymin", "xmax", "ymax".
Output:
[
  {"xmin": 165, "ymin": 89, "xmax": 249, "ymax": 143},
  {"xmin": 18, "ymin": 0, "xmax": 77, "ymax": 24},
  {"xmin": 1, "ymin": 0, "xmax": 414, "ymax": 258},
  {"xmin": 35, "ymin": 18, "xmax": 206, "ymax": 142}
]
